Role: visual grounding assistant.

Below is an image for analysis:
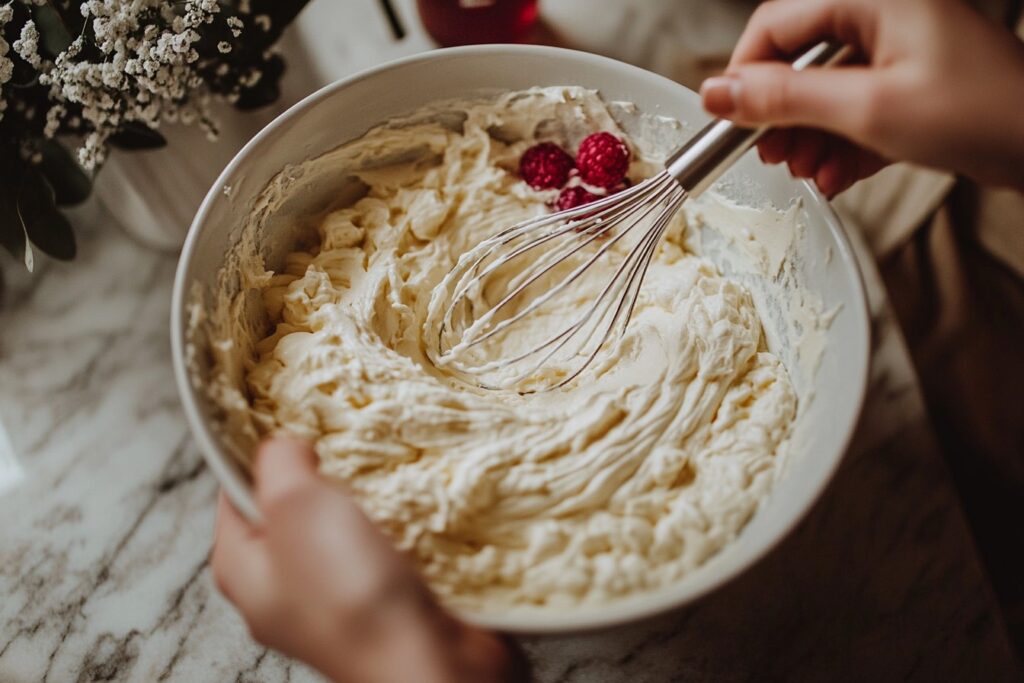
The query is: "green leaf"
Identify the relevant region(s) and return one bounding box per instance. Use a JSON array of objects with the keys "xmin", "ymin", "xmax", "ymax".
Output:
[
  {"xmin": 250, "ymin": 1, "xmax": 313, "ymax": 43},
  {"xmin": 39, "ymin": 140, "xmax": 92, "ymax": 206},
  {"xmin": 0, "ymin": 170, "xmax": 34, "ymax": 271},
  {"xmin": 17, "ymin": 168, "xmax": 76, "ymax": 261},
  {"xmin": 109, "ymin": 122, "xmax": 168, "ymax": 150},
  {"xmin": 234, "ymin": 54, "xmax": 286, "ymax": 111},
  {"xmin": 234, "ymin": 80, "xmax": 281, "ymax": 111},
  {"xmin": 32, "ymin": 3, "xmax": 75, "ymax": 58},
  {"xmin": 26, "ymin": 209, "xmax": 75, "ymax": 261}
]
